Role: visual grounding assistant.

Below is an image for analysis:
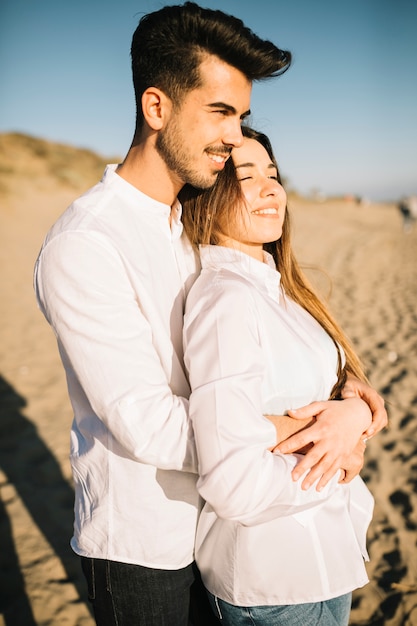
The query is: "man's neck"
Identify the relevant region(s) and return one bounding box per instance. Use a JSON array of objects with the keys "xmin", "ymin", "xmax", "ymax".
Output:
[{"xmin": 117, "ymin": 140, "xmax": 182, "ymax": 207}]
